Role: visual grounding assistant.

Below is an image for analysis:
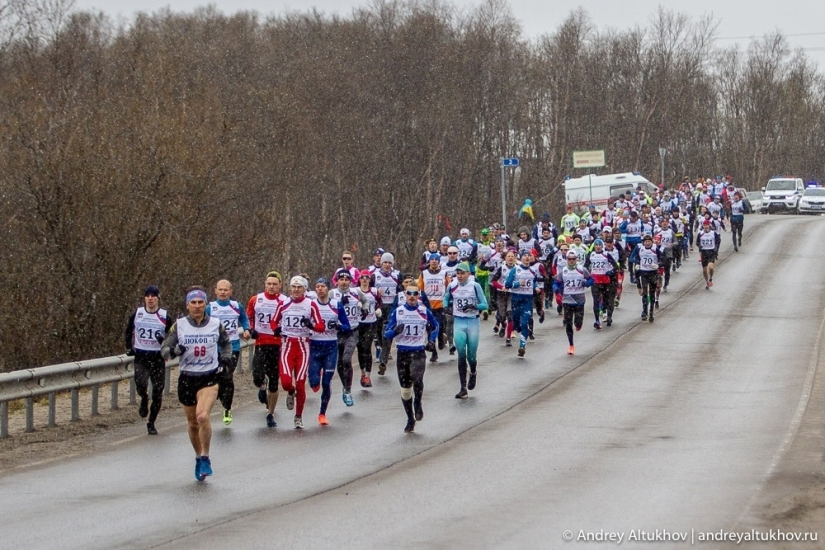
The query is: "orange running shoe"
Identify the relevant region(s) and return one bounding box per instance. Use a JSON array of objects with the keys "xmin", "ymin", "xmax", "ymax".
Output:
[
  {"xmin": 318, "ymin": 414, "xmax": 329, "ymax": 426},
  {"xmin": 567, "ymin": 345, "xmax": 575, "ymax": 356}
]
